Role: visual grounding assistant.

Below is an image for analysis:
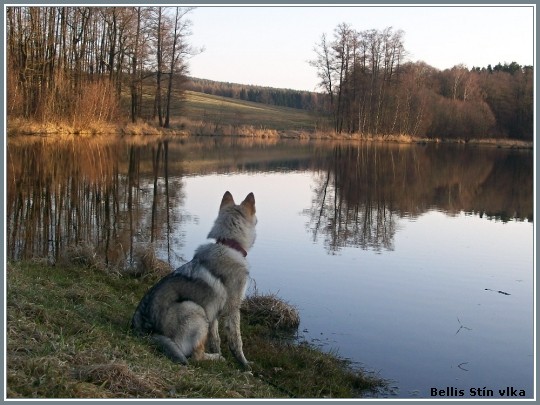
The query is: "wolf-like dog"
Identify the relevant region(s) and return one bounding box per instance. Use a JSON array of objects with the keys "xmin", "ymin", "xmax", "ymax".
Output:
[{"xmin": 131, "ymin": 191, "xmax": 256, "ymax": 369}]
